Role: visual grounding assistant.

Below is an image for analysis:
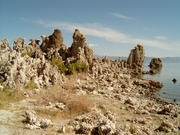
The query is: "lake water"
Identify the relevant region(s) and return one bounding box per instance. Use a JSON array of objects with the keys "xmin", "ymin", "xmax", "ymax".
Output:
[{"xmin": 143, "ymin": 61, "xmax": 180, "ymax": 103}]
